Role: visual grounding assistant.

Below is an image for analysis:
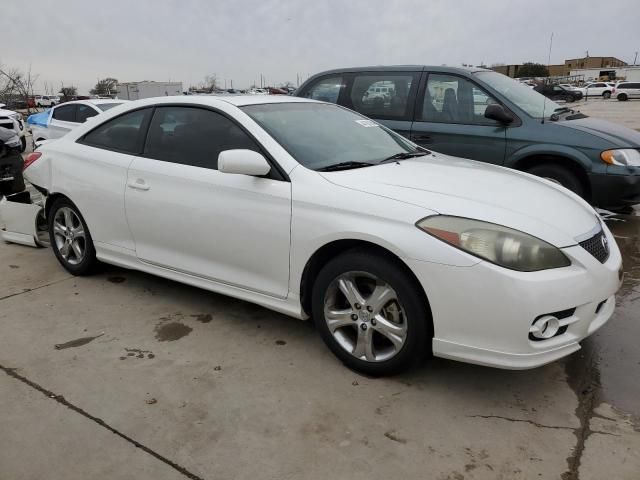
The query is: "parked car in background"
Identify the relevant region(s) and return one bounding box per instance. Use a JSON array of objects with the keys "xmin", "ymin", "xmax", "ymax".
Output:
[
  {"xmin": 296, "ymin": 66, "xmax": 640, "ymax": 209},
  {"xmin": 533, "ymin": 84, "xmax": 583, "ymax": 102},
  {"xmin": 34, "ymin": 95, "xmax": 60, "ymax": 107},
  {"xmin": 18, "ymin": 95, "xmax": 621, "ymax": 375},
  {"xmin": 576, "ymin": 82, "xmax": 615, "ymax": 98},
  {"xmin": 28, "ymin": 99, "xmax": 126, "ymax": 143},
  {"xmin": 0, "ymin": 103, "xmax": 29, "ymax": 152},
  {"xmin": 558, "ymin": 83, "xmax": 578, "ymax": 91},
  {"xmin": 613, "ymin": 82, "xmax": 640, "ymax": 101}
]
